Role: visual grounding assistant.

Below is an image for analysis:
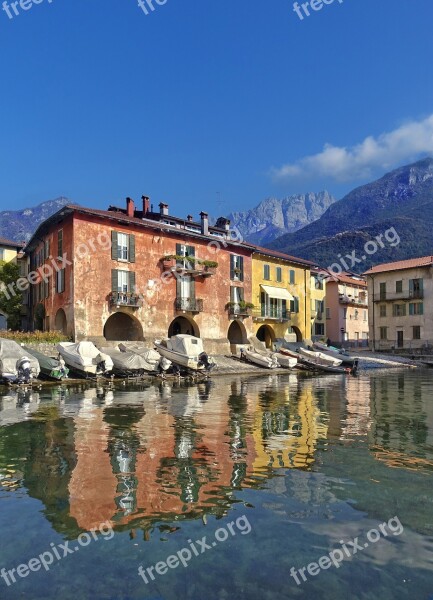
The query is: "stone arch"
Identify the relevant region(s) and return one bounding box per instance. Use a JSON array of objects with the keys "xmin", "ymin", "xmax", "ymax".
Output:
[
  {"xmin": 34, "ymin": 303, "xmax": 46, "ymax": 331},
  {"xmin": 54, "ymin": 308, "xmax": 68, "ymax": 335},
  {"xmin": 228, "ymin": 320, "xmax": 248, "ymax": 345},
  {"xmin": 104, "ymin": 312, "xmax": 143, "ymax": 341},
  {"xmin": 0, "ymin": 312, "xmax": 7, "ymax": 330},
  {"xmin": 256, "ymin": 324, "xmax": 276, "ymax": 349},
  {"xmin": 290, "ymin": 326, "xmax": 303, "ymax": 342},
  {"xmin": 168, "ymin": 316, "xmax": 200, "ymax": 338}
]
